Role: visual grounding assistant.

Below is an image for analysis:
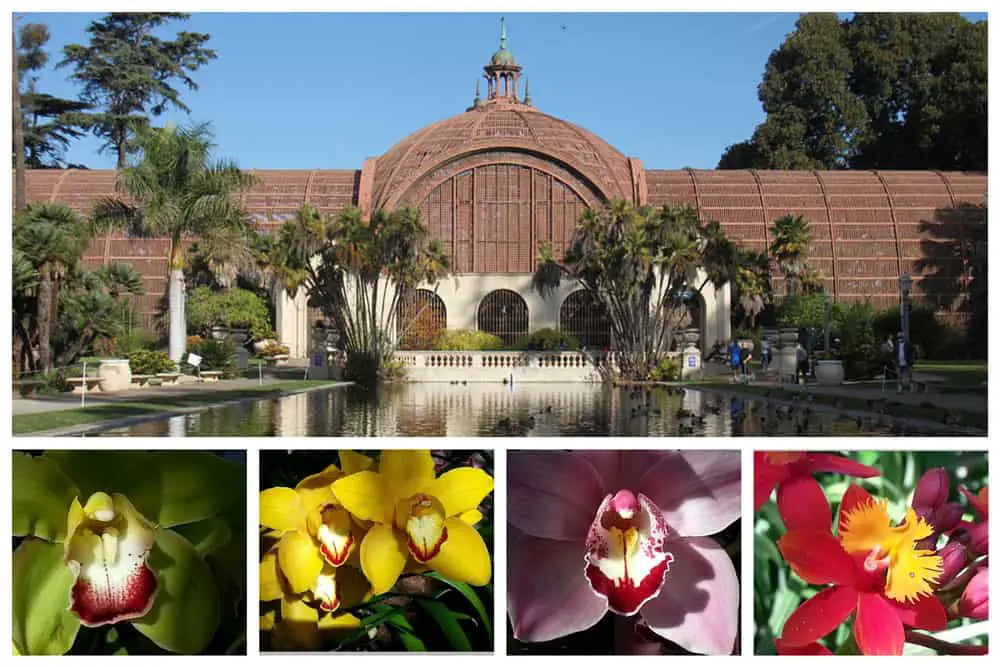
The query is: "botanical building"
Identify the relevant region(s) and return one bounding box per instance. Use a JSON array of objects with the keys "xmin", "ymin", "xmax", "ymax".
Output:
[{"xmin": 23, "ymin": 27, "xmax": 987, "ymax": 357}]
